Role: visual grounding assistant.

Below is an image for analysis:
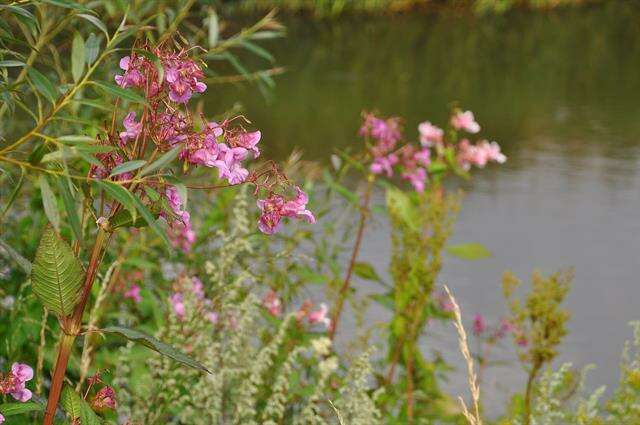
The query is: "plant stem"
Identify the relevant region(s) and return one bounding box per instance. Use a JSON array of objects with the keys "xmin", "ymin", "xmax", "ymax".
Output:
[
  {"xmin": 329, "ymin": 176, "xmax": 374, "ymax": 341},
  {"xmin": 523, "ymin": 360, "xmax": 542, "ymax": 425},
  {"xmin": 43, "ymin": 226, "xmax": 110, "ymax": 425},
  {"xmin": 42, "ymin": 333, "xmax": 74, "ymax": 425}
]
